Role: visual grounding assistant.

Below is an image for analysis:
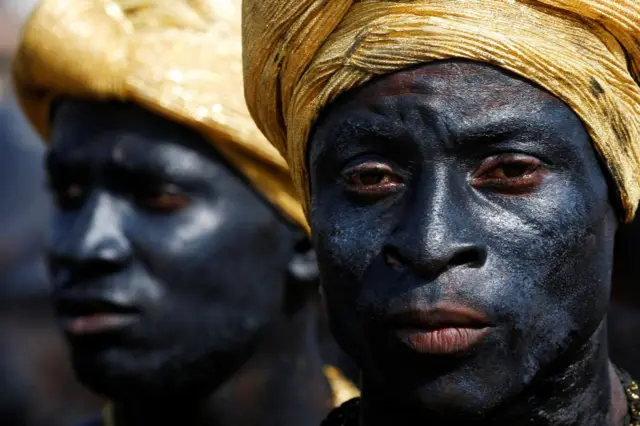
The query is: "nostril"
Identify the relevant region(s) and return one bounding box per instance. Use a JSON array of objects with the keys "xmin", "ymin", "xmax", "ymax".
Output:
[
  {"xmin": 49, "ymin": 254, "xmax": 129, "ymax": 285},
  {"xmin": 449, "ymin": 246, "xmax": 486, "ymax": 269}
]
